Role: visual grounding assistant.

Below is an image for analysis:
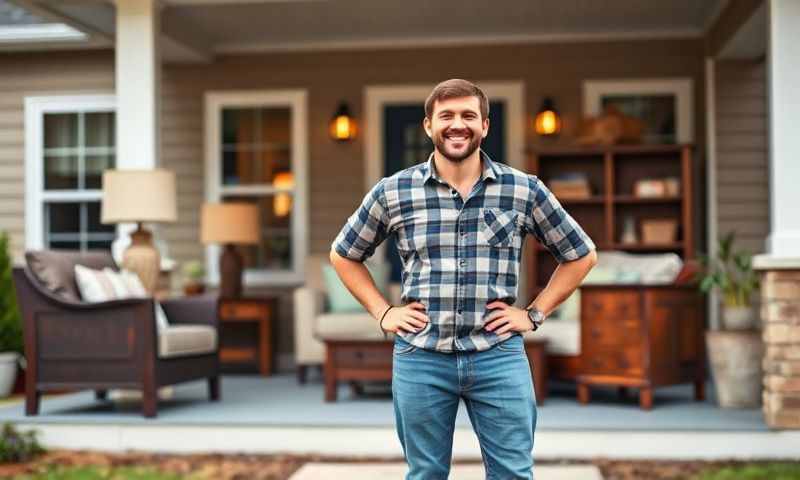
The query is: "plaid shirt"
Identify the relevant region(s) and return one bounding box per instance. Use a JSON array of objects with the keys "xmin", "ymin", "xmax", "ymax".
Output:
[{"xmin": 331, "ymin": 150, "xmax": 596, "ymax": 352}]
